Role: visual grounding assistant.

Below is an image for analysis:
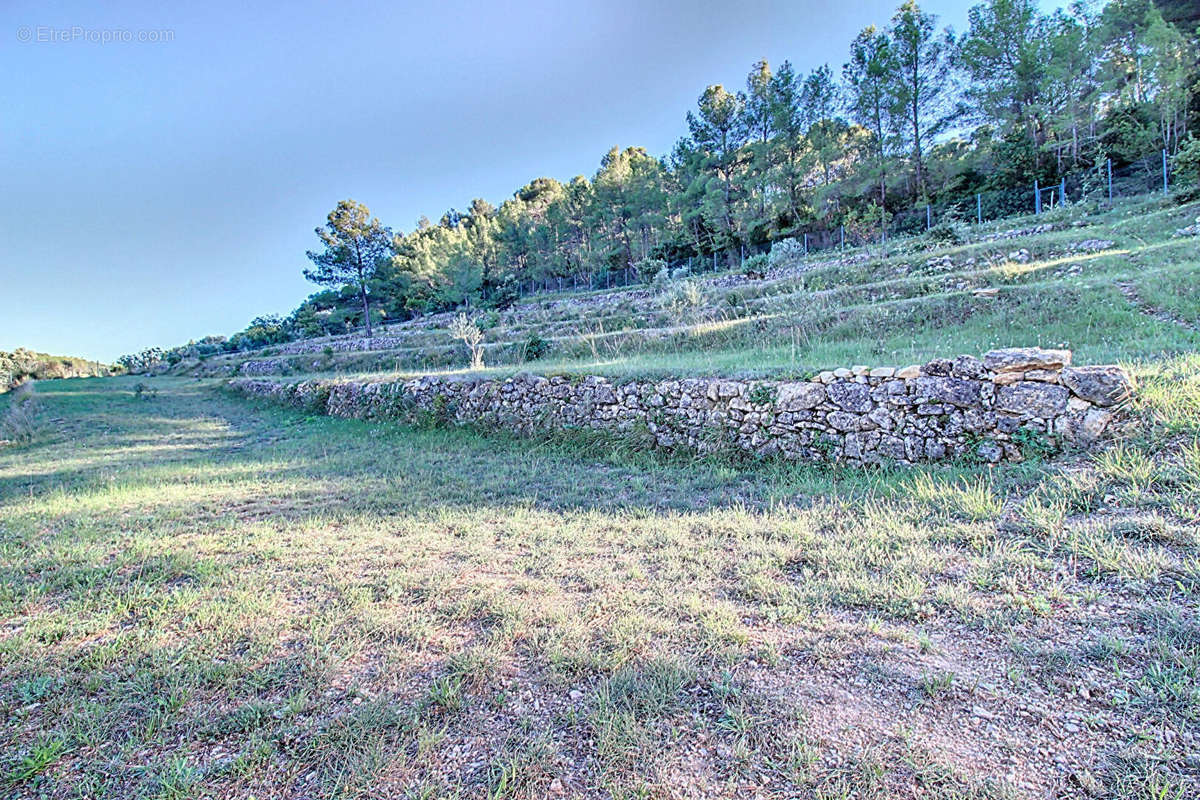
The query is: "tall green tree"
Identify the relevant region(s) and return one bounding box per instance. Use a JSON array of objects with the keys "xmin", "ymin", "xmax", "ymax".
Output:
[
  {"xmin": 686, "ymin": 85, "xmax": 749, "ymax": 256},
  {"xmin": 887, "ymin": 0, "xmax": 957, "ymax": 199},
  {"xmin": 742, "ymin": 60, "xmax": 776, "ymax": 232},
  {"xmin": 845, "ymin": 26, "xmax": 896, "ymax": 206},
  {"xmin": 957, "ymin": 0, "xmax": 1051, "ymax": 169},
  {"xmin": 802, "ymin": 65, "xmax": 844, "ymax": 189},
  {"xmin": 768, "ymin": 60, "xmax": 808, "ymax": 229},
  {"xmin": 1043, "ymin": 6, "xmax": 1100, "ymax": 167},
  {"xmin": 591, "ymin": 147, "xmax": 669, "ymax": 269},
  {"xmin": 304, "ymin": 200, "xmax": 393, "ymax": 337},
  {"xmin": 1098, "ymin": 0, "xmax": 1195, "ymax": 154}
]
